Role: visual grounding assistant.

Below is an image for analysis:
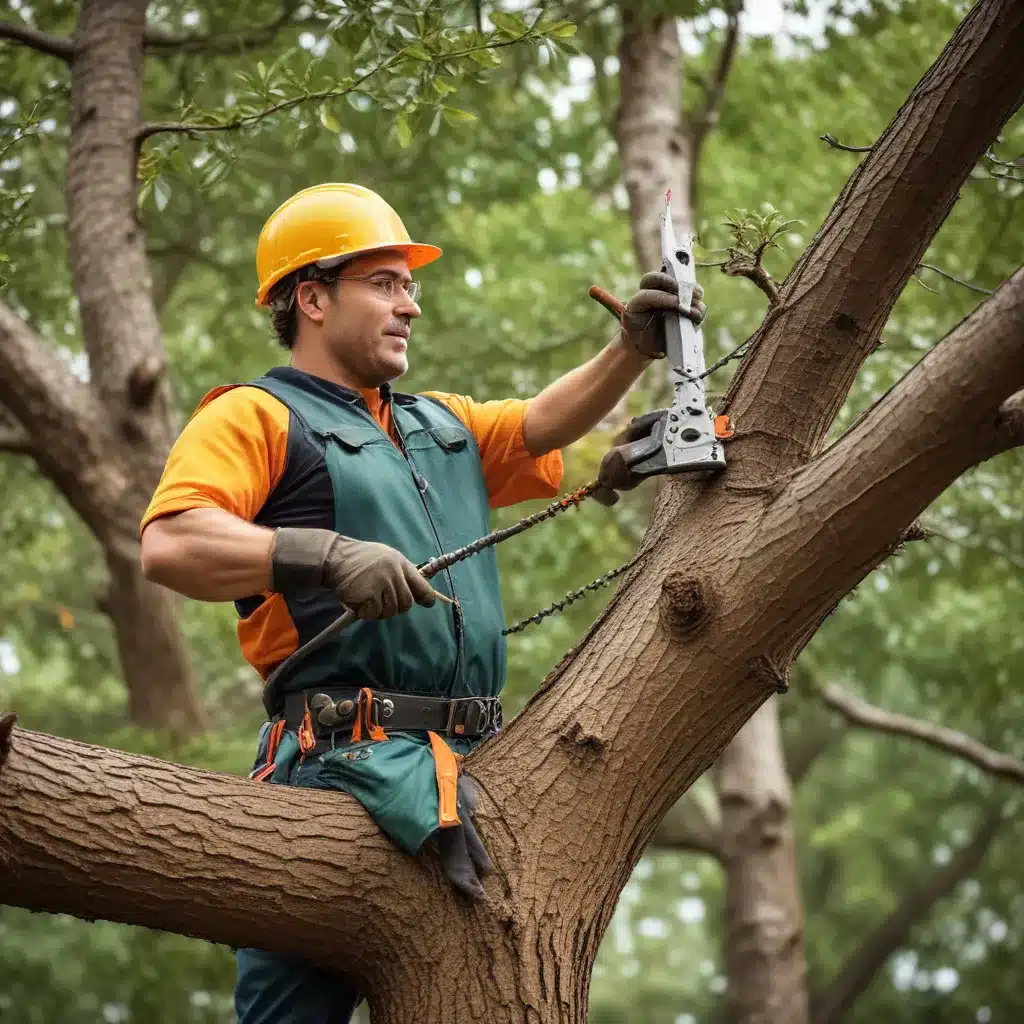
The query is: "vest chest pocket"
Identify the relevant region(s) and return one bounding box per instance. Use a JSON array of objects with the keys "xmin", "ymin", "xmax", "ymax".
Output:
[{"xmin": 400, "ymin": 424, "xmax": 491, "ymax": 550}]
